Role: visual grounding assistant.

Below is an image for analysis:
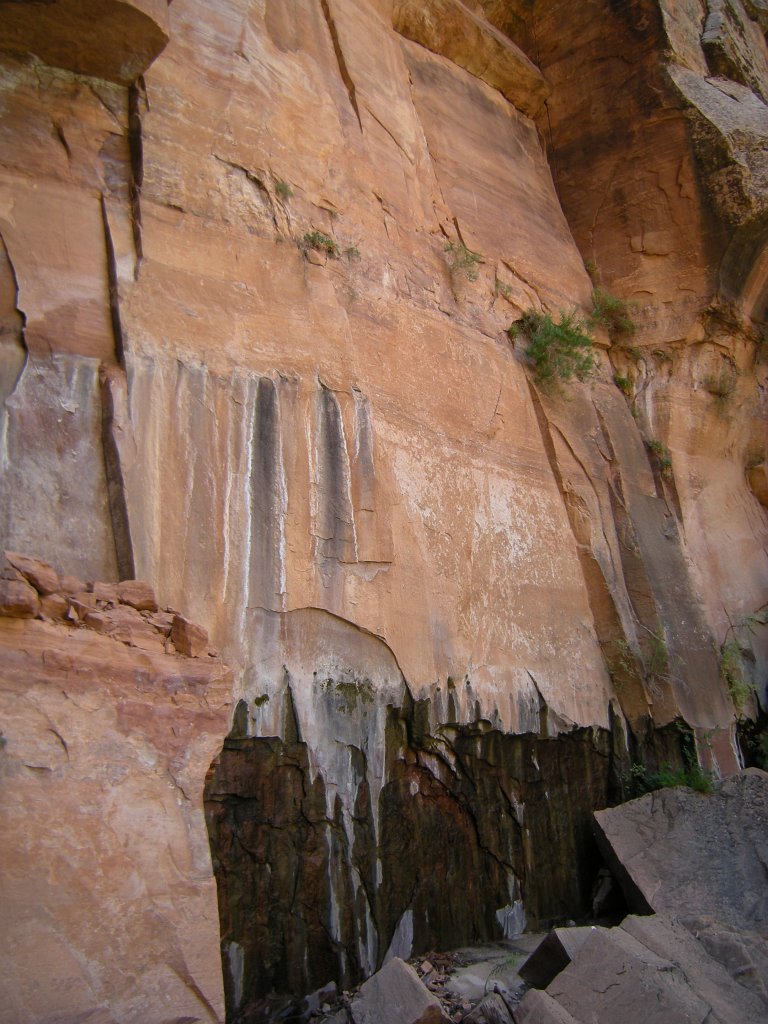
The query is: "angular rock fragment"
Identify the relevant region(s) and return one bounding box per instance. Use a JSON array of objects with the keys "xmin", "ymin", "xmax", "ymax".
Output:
[
  {"xmin": 593, "ymin": 770, "xmax": 768, "ymax": 930},
  {"xmin": 350, "ymin": 957, "xmax": 450, "ymax": 1024},
  {"xmin": 0, "ymin": 576, "xmax": 40, "ymax": 618},
  {"xmin": 39, "ymin": 592, "xmax": 71, "ymax": 622},
  {"xmin": 171, "ymin": 614, "xmax": 209, "ymax": 658},
  {"xmin": 678, "ymin": 915, "xmax": 768, "ymax": 1007},
  {"xmin": 519, "ymin": 926, "xmax": 599, "ymax": 990},
  {"xmin": 117, "ymin": 579, "xmax": 158, "ymax": 612},
  {"xmin": 5, "ymin": 550, "xmax": 59, "ymax": 595},
  {"xmin": 546, "ymin": 926, "xmax": 711, "ymax": 1022},
  {"xmin": 620, "ymin": 914, "xmax": 767, "ymax": 1022},
  {"xmin": 84, "ymin": 605, "xmax": 165, "ymax": 652},
  {"xmin": 92, "ymin": 581, "xmax": 120, "ymax": 605},
  {"xmin": 514, "ymin": 989, "xmax": 580, "ymax": 1024},
  {"xmin": 461, "ymin": 992, "xmax": 513, "ymax": 1023}
]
